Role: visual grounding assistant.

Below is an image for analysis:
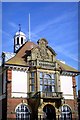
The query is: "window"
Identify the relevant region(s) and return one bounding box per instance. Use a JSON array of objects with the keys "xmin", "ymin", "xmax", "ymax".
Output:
[
  {"xmin": 40, "ymin": 72, "xmax": 43, "ymax": 78},
  {"xmin": 16, "ymin": 104, "xmax": 31, "ymax": 120},
  {"xmin": 30, "ymin": 72, "xmax": 35, "ymax": 92},
  {"xmin": 17, "ymin": 37, "xmax": 19, "ymax": 45},
  {"xmin": 60, "ymin": 105, "xmax": 72, "ymax": 120},
  {"xmin": 40, "ymin": 72, "xmax": 55, "ymax": 92},
  {"xmin": 21, "ymin": 37, "xmax": 23, "ymax": 44}
]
